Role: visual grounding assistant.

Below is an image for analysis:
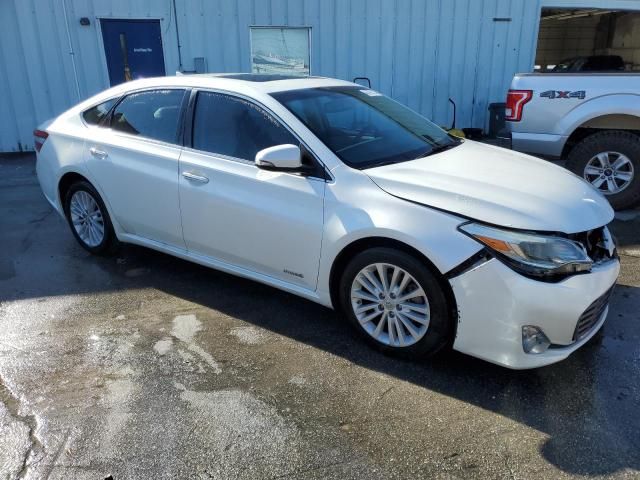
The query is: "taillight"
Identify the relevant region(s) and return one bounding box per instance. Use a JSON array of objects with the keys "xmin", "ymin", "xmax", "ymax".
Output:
[
  {"xmin": 34, "ymin": 129, "xmax": 49, "ymax": 153},
  {"xmin": 505, "ymin": 90, "xmax": 533, "ymax": 122}
]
